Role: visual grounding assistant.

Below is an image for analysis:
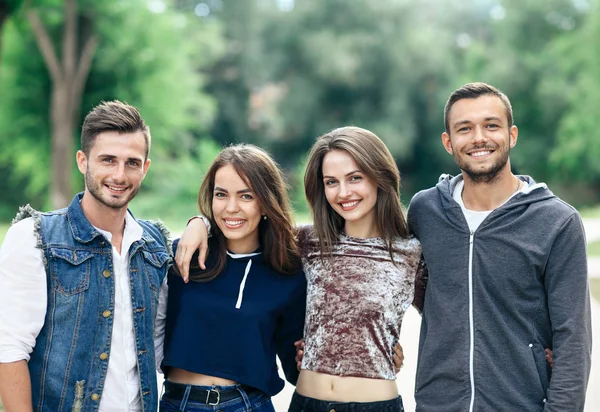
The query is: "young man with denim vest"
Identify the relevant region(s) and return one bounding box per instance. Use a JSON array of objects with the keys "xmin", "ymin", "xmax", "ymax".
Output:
[
  {"xmin": 0, "ymin": 101, "xmax": 171, "ymax": 412},
  {"xmin": 408, "ymin": 83, "xmax": 591, "ymax": 411}
]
